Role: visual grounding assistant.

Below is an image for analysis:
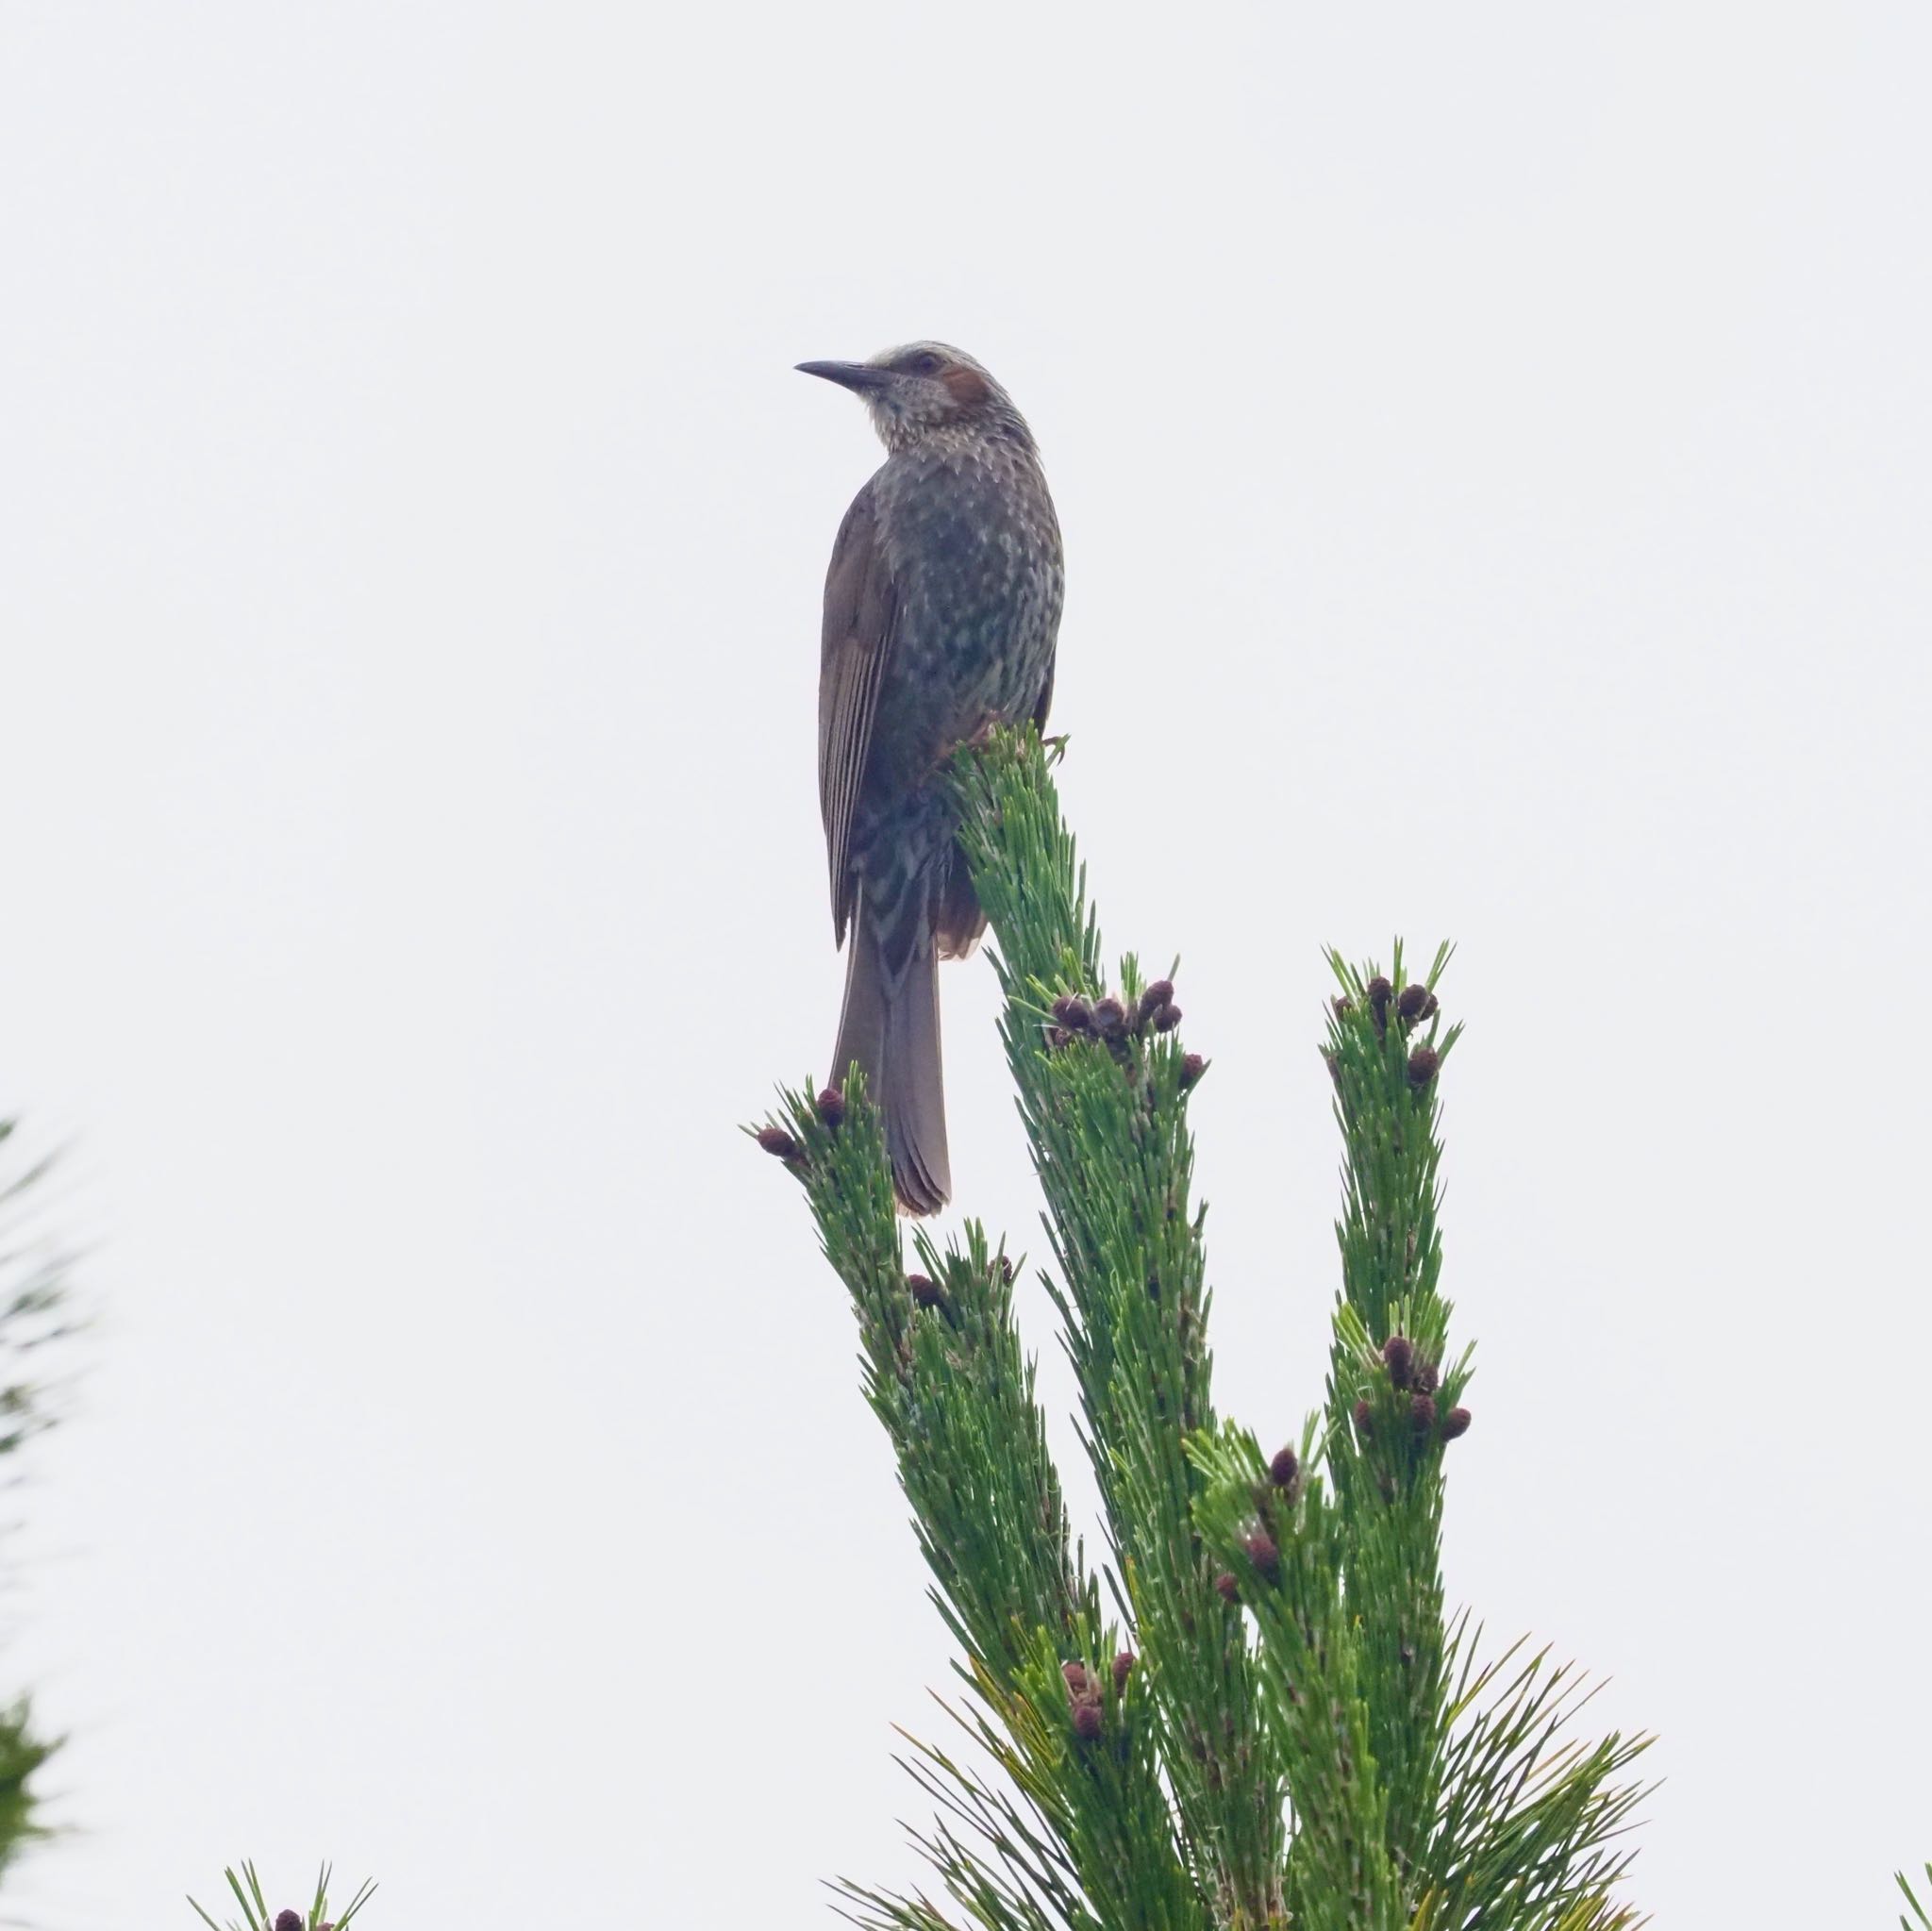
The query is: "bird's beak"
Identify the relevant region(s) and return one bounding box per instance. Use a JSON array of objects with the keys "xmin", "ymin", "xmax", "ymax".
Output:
[{"xmin": 796, "ymin": 359, "xmax": 891, "ymax": 393}]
